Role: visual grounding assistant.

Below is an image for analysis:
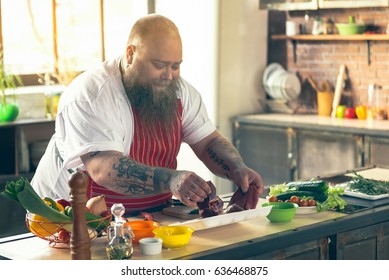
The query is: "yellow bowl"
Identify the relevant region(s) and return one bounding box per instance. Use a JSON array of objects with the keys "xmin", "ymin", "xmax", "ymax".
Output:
[
  {"xmin": 153, "ymin": 226, "xmax": 194, "ymax": 249},
  {"xmin": 125, "ymin": 220, "xmax": 160, "ymax": 243}
]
